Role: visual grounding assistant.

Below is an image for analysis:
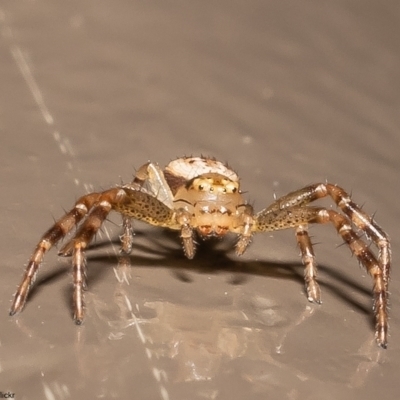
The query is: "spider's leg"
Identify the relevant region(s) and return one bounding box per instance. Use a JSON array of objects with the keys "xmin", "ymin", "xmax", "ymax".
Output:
[
  {"xmin": 120, "ymin": 216, "xmax": 133, "ymax": 254},
  {"xmin": 263, "ymin": 184, "xmax": 326, "ymax": 212},
  {"xmin": 266, "ymin": 183, "xmax": 391, "ymax": 286},
  {"xmin": 58, "ymin": 188, "xmax": 124, "ymax": 323},
  {"xmin": 10, "ymin": 192, "xmax": 101, "ymax": 317},
  {"xmin": 255, "ymin": 205, "xmax": 388, "ymax": 348},
  {"xmin": 296, "ymin": 225, "xmax": 320, "ymax": 303},
  {"xmin": 322, "ymin": 208, "xmax": 388, "ymax": 349},
  {"xmin": 73, "ymin": 245, "xmax": 86, "ymax": 324},
  {"xmin": 325, "ymin": 184, "xmax": 391, "ymax": 289},
  {"xmin": 130, "ymin": 162, "xmax": 174, "ymax": 209},
  {"xmin": 115, "ymin": 188, "xmax": 190, "ymax": 257},
  {"xmin": 314, "ymin": 184, "xmax": 391, "ymax": 347},
  {"xmin": 255, "ymin": 207, "xmax": 323, "ymax": 305}
]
